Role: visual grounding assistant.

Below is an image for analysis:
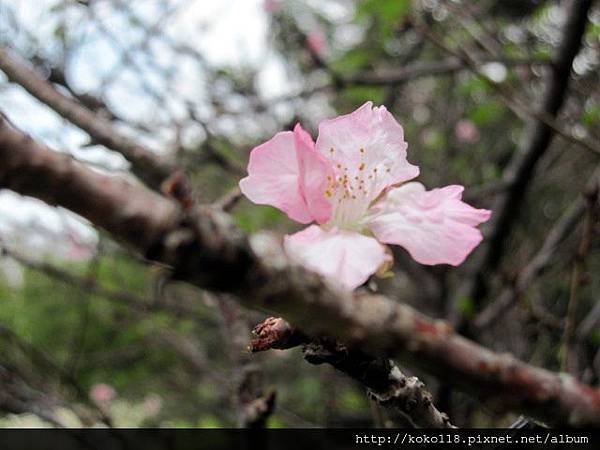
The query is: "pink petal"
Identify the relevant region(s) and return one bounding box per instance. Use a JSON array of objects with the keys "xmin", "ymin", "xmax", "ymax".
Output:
[
  {"xmin": 294, "ymin": 124, "xmax": 333, "ymax": 224},
  {"xmin": 368, "ymin": 183, "xmax": 491, "ymax": 266},
  {"xmin": 239, "ymin": 127, "xmax": 333, "ymax": 224},
  {"xmin": 284, "ymin": 225, "xmax": 387, "ymax": 290},
  {"xmin": 315, "ymin": 101, "xmax": 419, "ymax": 203}
]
